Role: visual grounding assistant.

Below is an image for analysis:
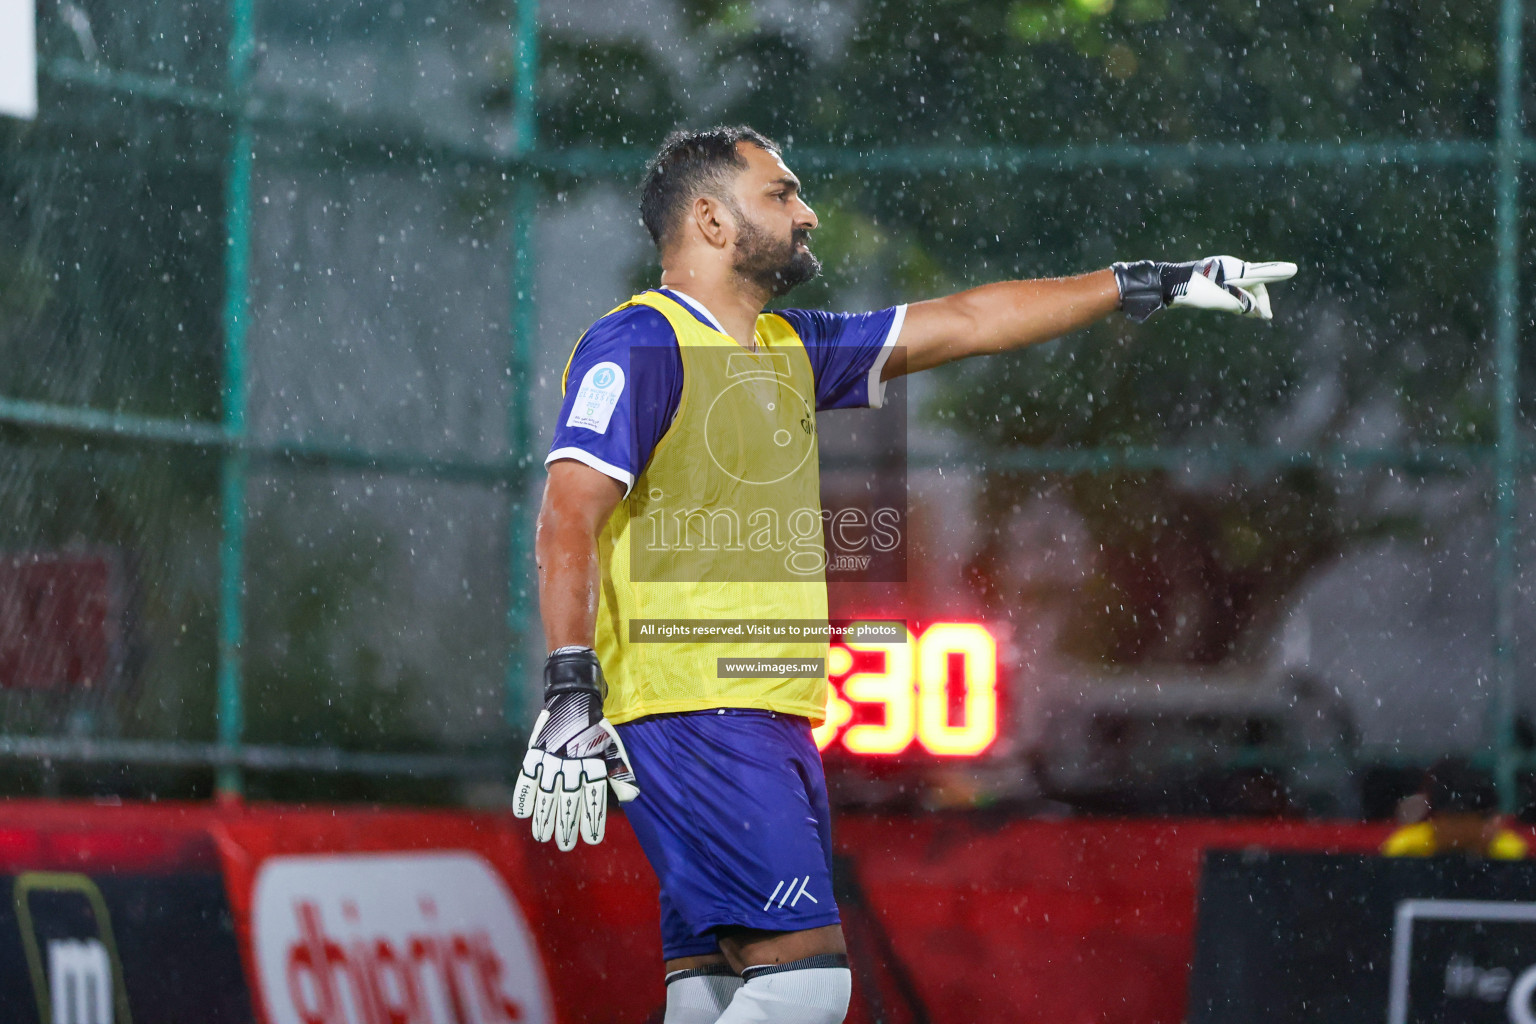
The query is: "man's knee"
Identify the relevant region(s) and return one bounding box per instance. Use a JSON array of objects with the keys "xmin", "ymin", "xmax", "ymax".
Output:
[{"xmin": 715, "ymin": 954, "xmax": 851, "ymax": 1024}]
